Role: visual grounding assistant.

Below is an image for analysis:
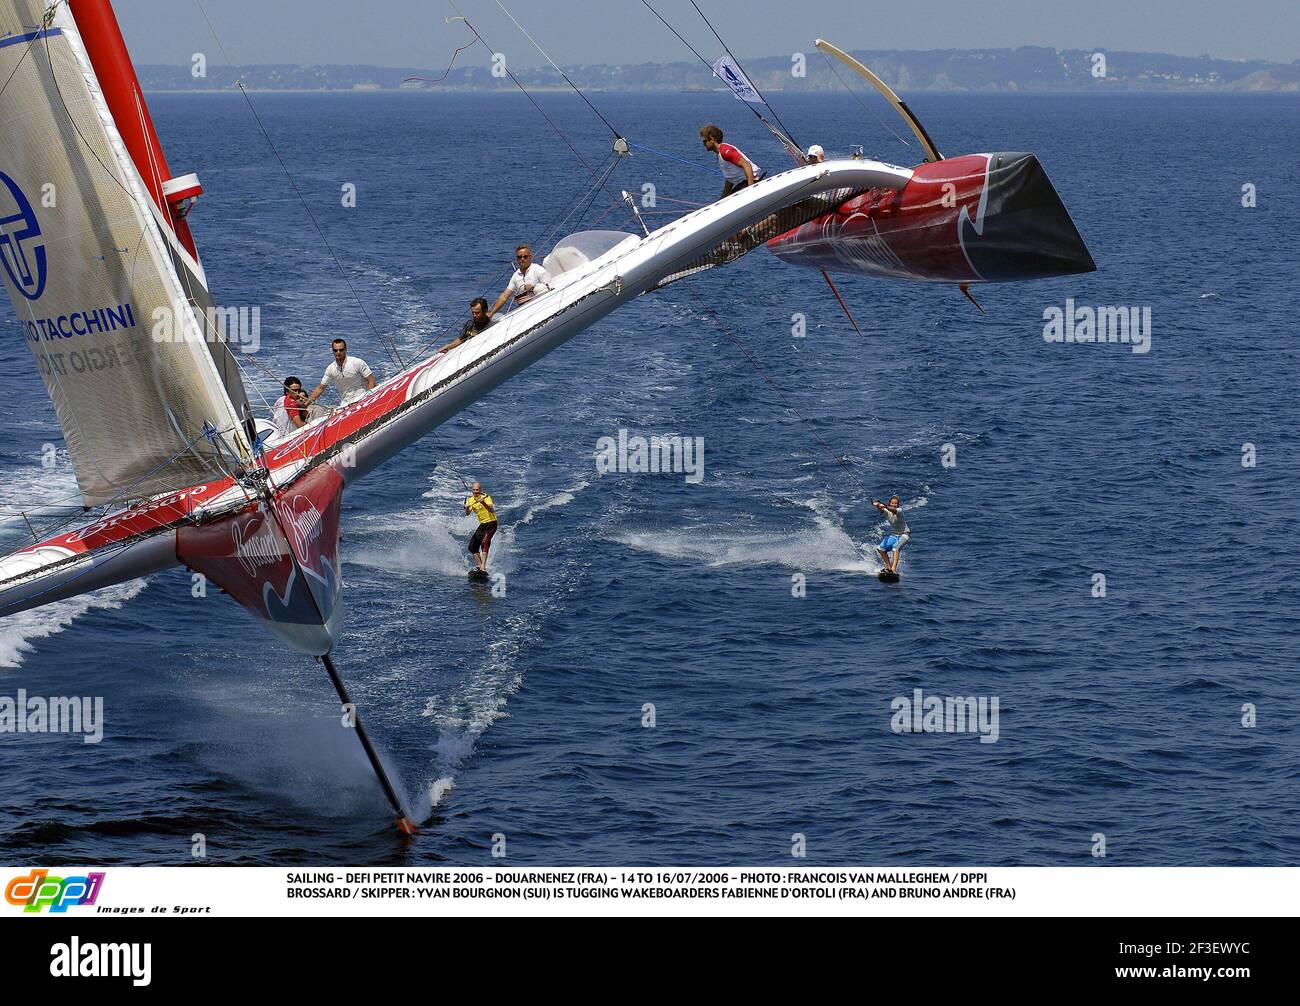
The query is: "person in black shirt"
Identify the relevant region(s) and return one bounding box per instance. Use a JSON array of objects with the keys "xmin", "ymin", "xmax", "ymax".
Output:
[{"xmin": 438, "ymin": 297, "xmax": 494, "ymax": 354}]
